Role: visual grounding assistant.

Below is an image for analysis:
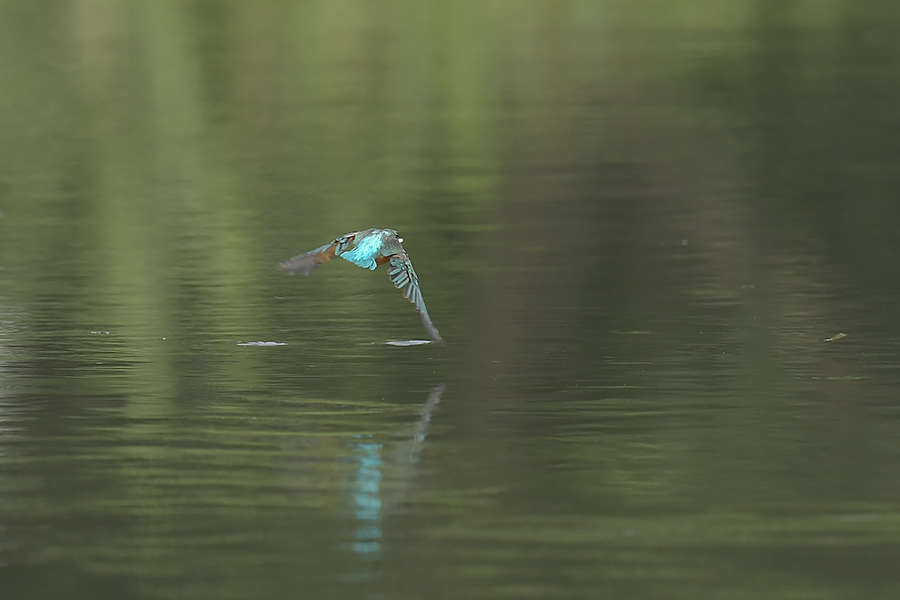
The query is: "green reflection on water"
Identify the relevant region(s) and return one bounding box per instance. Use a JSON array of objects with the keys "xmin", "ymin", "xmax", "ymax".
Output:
[{"xmin": 1, "ymin": 1, "xmax": 900, "ymax": 599}]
